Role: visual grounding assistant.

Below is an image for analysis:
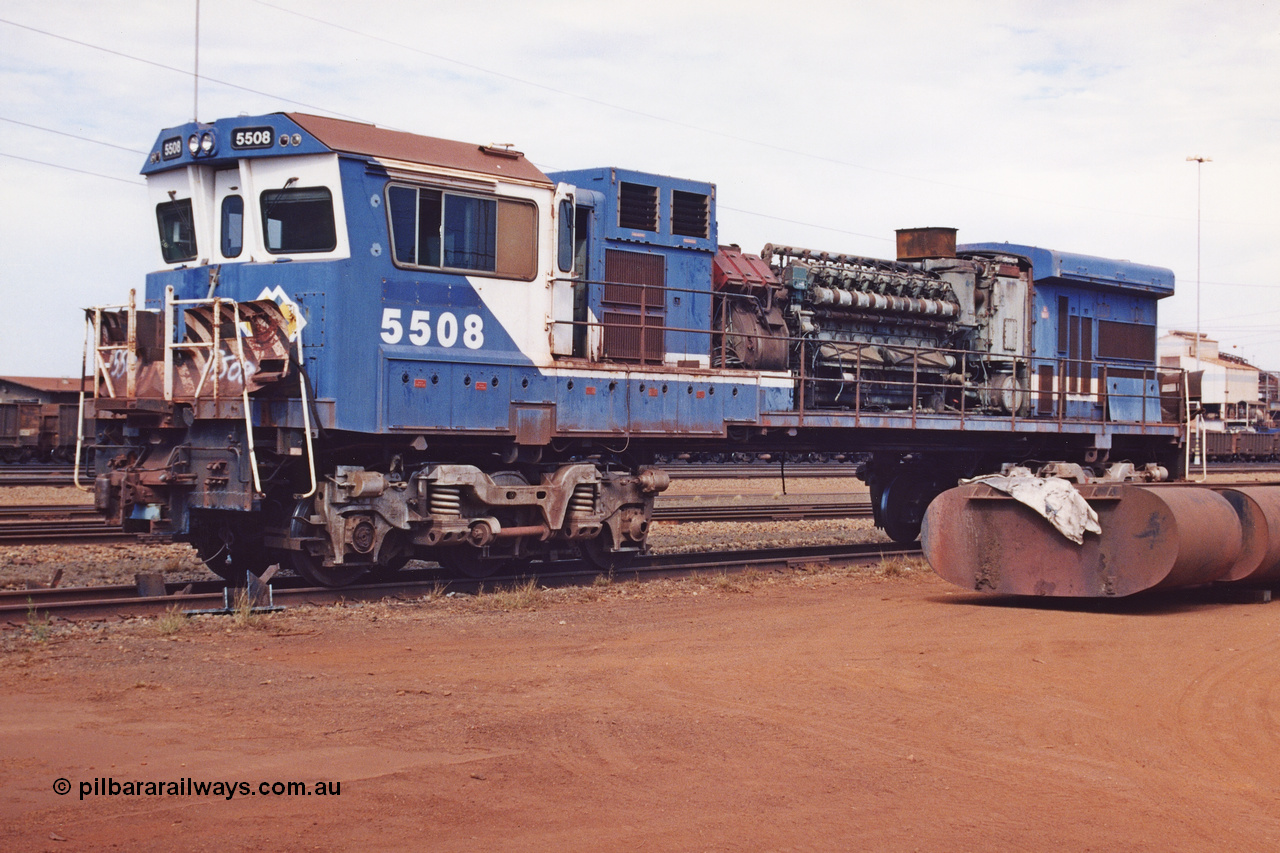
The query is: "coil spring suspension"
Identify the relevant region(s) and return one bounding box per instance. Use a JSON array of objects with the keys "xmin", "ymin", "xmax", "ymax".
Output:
[
  {"xmin": 568, "ymin": 482, "xmax": 597, "ymax": 516},
  {"xmin": 429, "ymin": 485, "xmax": 462, "ymax": 517}
]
